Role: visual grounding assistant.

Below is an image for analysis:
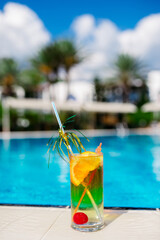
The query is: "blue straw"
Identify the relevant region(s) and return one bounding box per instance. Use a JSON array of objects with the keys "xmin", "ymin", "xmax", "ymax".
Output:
[{"xmin": 51, "ymin": 101, "xmax": 73, "ymax": 154}]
